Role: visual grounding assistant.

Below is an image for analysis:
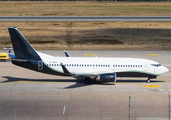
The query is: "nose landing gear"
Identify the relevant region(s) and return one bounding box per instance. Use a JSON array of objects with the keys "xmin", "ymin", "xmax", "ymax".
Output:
[{"xmin": 147, "ymin": 77, "xmax": 150, "ymax": 83}]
